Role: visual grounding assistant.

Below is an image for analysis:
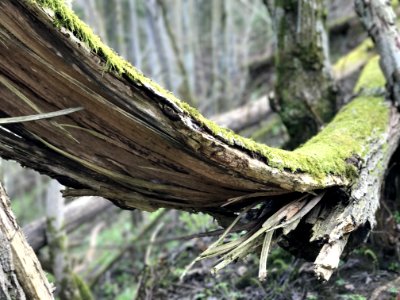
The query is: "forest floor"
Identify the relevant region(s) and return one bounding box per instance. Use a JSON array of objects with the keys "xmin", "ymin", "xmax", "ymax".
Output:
[{"xmin": 90, "ymin": 210, "xmax": 400, "ymax": 300}]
